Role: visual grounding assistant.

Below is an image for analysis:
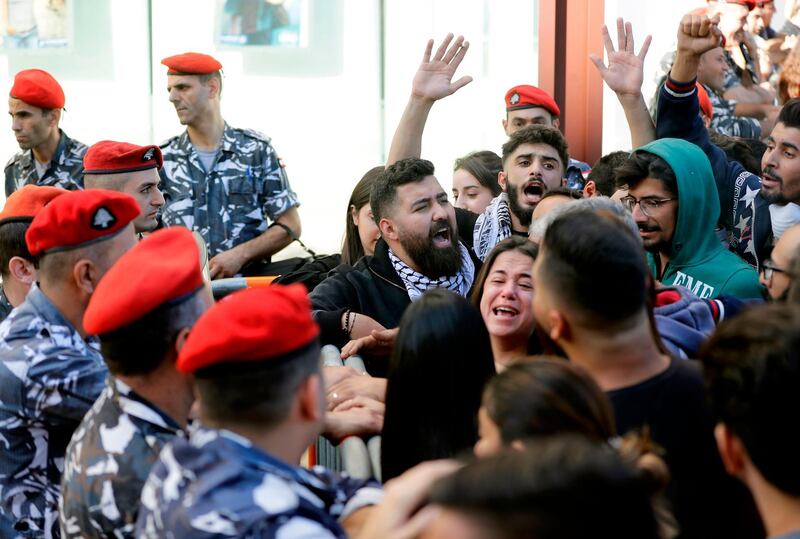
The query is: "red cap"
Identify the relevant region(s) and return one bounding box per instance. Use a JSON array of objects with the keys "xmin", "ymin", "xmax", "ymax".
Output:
[
  {"xmin": 161, "ymin": 52, "xmax": 223, "ymax": 75},
  {"xmin": 505, "ymin": 85, "xmax": 561, "ymax": 117},
  {"xmin": 0, "ymin": 185, "xmax": 66, "ymax": 226},
  {"xmin": 26, "ymin": 190, "xmax": 139, "ymax": 256},
  {"xmin": 696, "ymin": 83, "xmax": 713, "ymax": 121},
  {"xmin": 10, "ymin": 69, "xmax": 65, "ymax": 110},
  {"xmin": 177, "ymin": 284, "xmax": 319, "ymax": 374},
  {"xmin": 84, "ymin": 141, "xmax": 163, "ymax": 174},
  {"xmin": 84, "ymin": 227, "xmax": 203, "ymax": 335}
]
